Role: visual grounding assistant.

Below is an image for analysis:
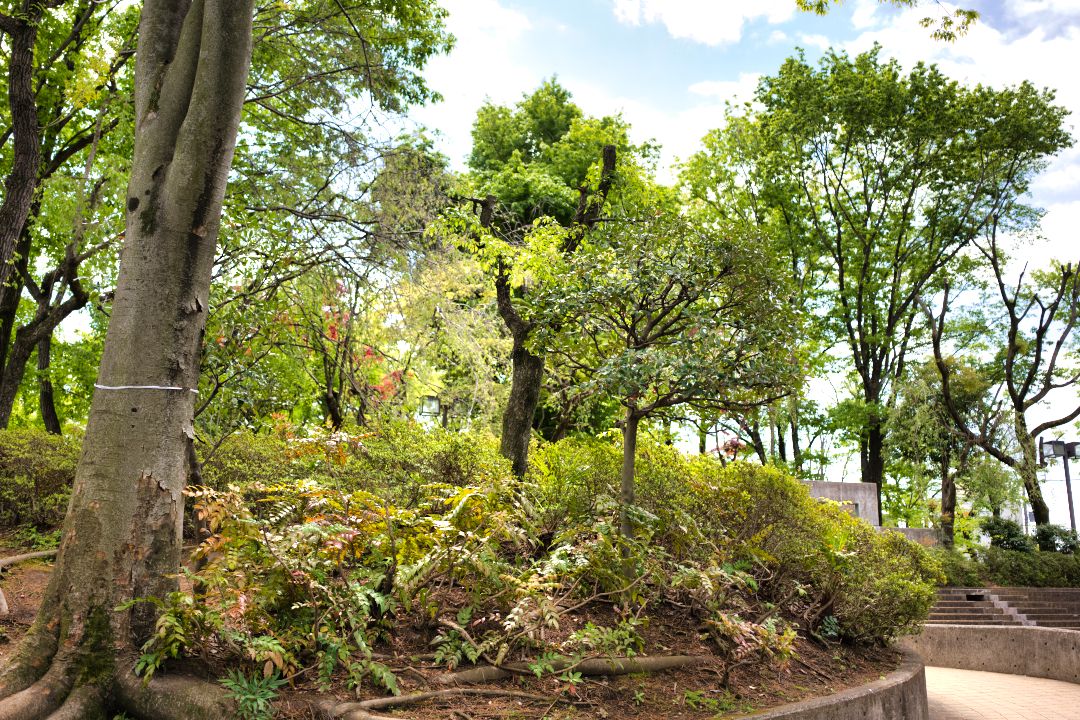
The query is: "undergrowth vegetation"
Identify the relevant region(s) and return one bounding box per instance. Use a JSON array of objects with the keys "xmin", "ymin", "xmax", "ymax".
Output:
[
  {"xmin": 0, "ymin": 428, "xmax": 79, "ymax": 532},
  {"xmin": 125, "ymin": 420, "xmax": 940, "ymax": 699}
]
